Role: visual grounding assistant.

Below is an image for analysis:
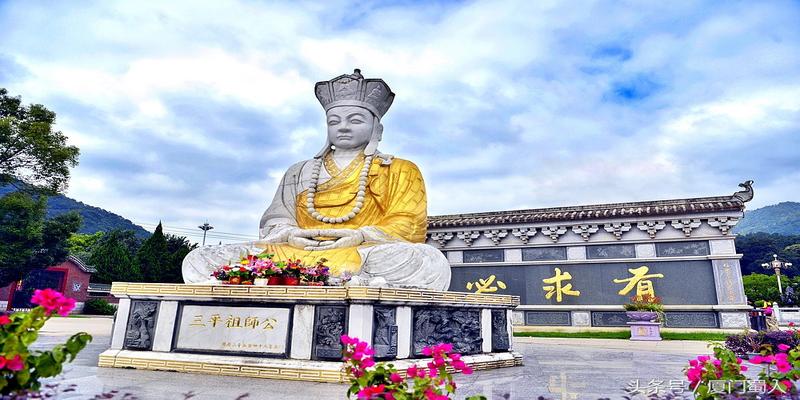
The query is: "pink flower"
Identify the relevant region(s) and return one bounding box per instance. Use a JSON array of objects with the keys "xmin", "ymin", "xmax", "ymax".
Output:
[
  {"xmin": 452, "ymin": 360, "xmax": 467, "ymax": 371},
  {"xmin": 427, "ymin": 362, "xmax": 438, "ymax": 377},
  {"xmin": 422, "ymin": 347, "xmax": 433, "ymax": 356},
  {"xmin": 30, "ymin": 289, "xmax": 75, "ymax": 316},
  {"xmin": 0, "ymin": 314, "xmax": 10, "ymax": 325},
  {"xmin": 712, "ymin": 359, "xmax": 721, "ymax": 367},
  {"xmin": 740, "ymin": 365, "xmax": 748, "ymax": 372},
  {"xmin": 407, "ymin": 365, "xmax": 418, "ymax": 378},
  {"xmin": 790, "ymin": 322, "xmax": 796, "ymax": 327},
  {"xmin": 750, "ymin": 355, "xmax": 764, "ymax": 364},
  {"xmin": 688, "ymin": 359, "xmax": 698, "ymax": 367},
  {"xmin": 5, "ymin": 355, "xmax": 24, "ymax": 371},
  {"xmin": 777, "ymin": 361, "xmax": 792, "ymax": 373},
  {"xmin": 697, "ymin": 355, "xmax": 710, "ymax": 363},
  {"xmin": 782, "ymin": 380, "xmax": 794, "ymax": 390},
  {"xmin": 0, "ymin": 356, "xmax": 6, "ymax": 369},
  {"xmin": 389, "ymin": 373, "xmax": 403, "ymax": 383},
  {"xmin": 450, "ymin": 353, "xmax": 461, "ymax": 362},
  {"xmin": 779, "ymin": 343, "xmax": 791, "ymax": 352},
  {"xmin": 357, "ymin": 384, "xmax": 386, "ymax": 400},
  {"xmin": 361, "ymin": 358, "xmax": 375, "ymax": 368}
]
